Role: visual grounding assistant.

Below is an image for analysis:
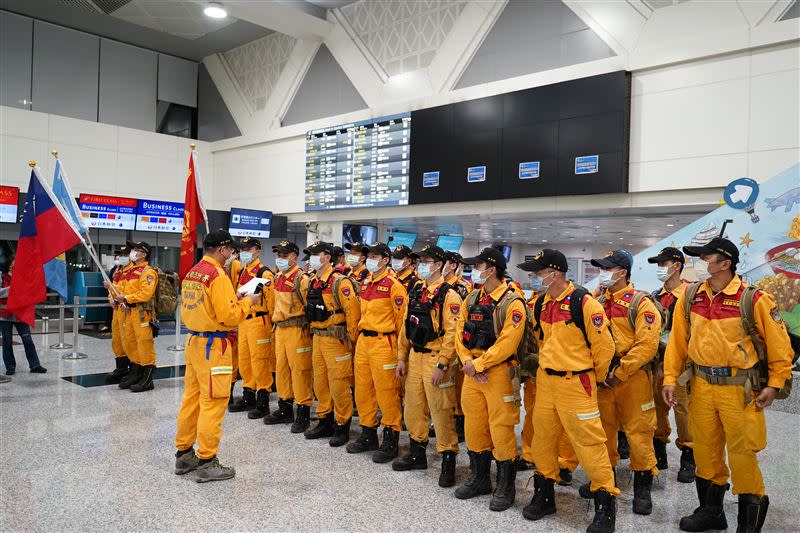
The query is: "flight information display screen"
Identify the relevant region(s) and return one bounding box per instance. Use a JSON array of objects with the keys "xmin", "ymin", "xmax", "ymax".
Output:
[{"xmin": 305, "ymin": 112, "xmax": 411, "ymax": 211}]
